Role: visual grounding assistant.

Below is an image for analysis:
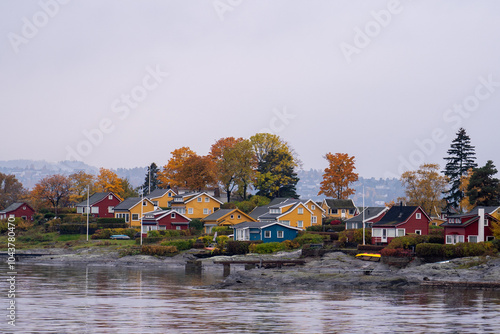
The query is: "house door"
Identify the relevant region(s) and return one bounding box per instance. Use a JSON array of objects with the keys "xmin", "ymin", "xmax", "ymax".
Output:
[
  {"xmin": 381, "ymin": 229, "xmax": 387, "ymax": 243},
  {"xmin": 341, "ymin": 209, "xmax": 346, "ymax": 218}
]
